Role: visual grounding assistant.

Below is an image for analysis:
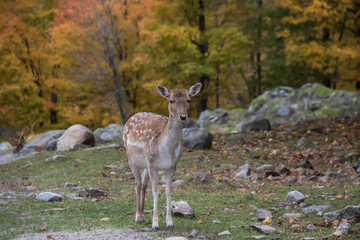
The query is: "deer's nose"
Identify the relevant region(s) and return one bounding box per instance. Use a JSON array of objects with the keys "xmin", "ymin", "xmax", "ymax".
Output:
[{"xmin": 180, "ymin": 115, "xmax": 187, "ymax": 121}]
